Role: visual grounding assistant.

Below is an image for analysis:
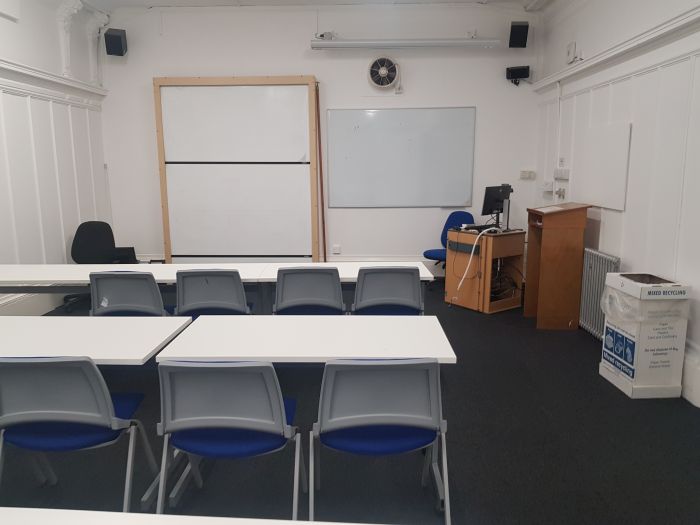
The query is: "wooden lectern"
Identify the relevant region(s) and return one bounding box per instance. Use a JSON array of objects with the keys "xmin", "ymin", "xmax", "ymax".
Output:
[
  {"xmin": 524, "ymin": 203, "xmax": 591, "ymax": 330},
  {"xmin": 445, "ymin": 229, "xmax": 525, "ymax": 314}
]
